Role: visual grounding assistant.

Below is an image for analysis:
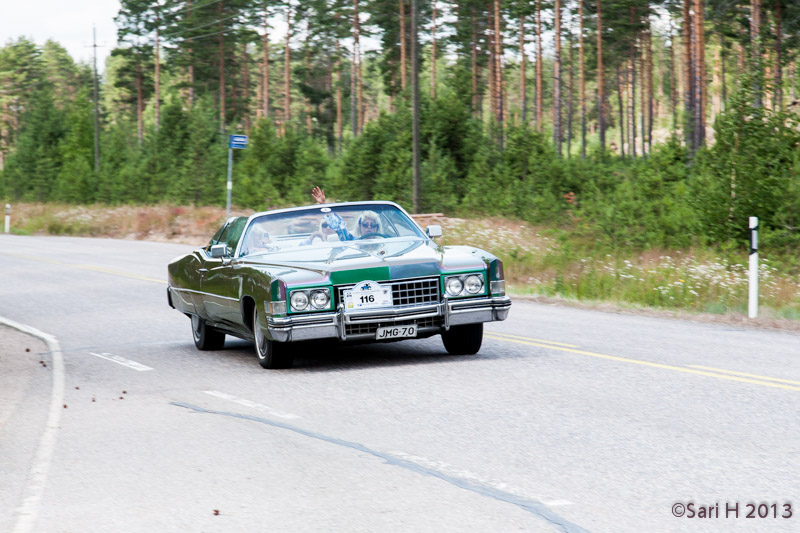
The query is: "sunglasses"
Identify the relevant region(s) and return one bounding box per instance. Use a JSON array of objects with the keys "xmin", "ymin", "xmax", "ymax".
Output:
[
  {"xmin": 320, "ymin": 222, "xmax": 330, "ymax": 229},
  {"xmin": 360, "ymin": 221, "xmax": 378, "ymax": 229}
]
